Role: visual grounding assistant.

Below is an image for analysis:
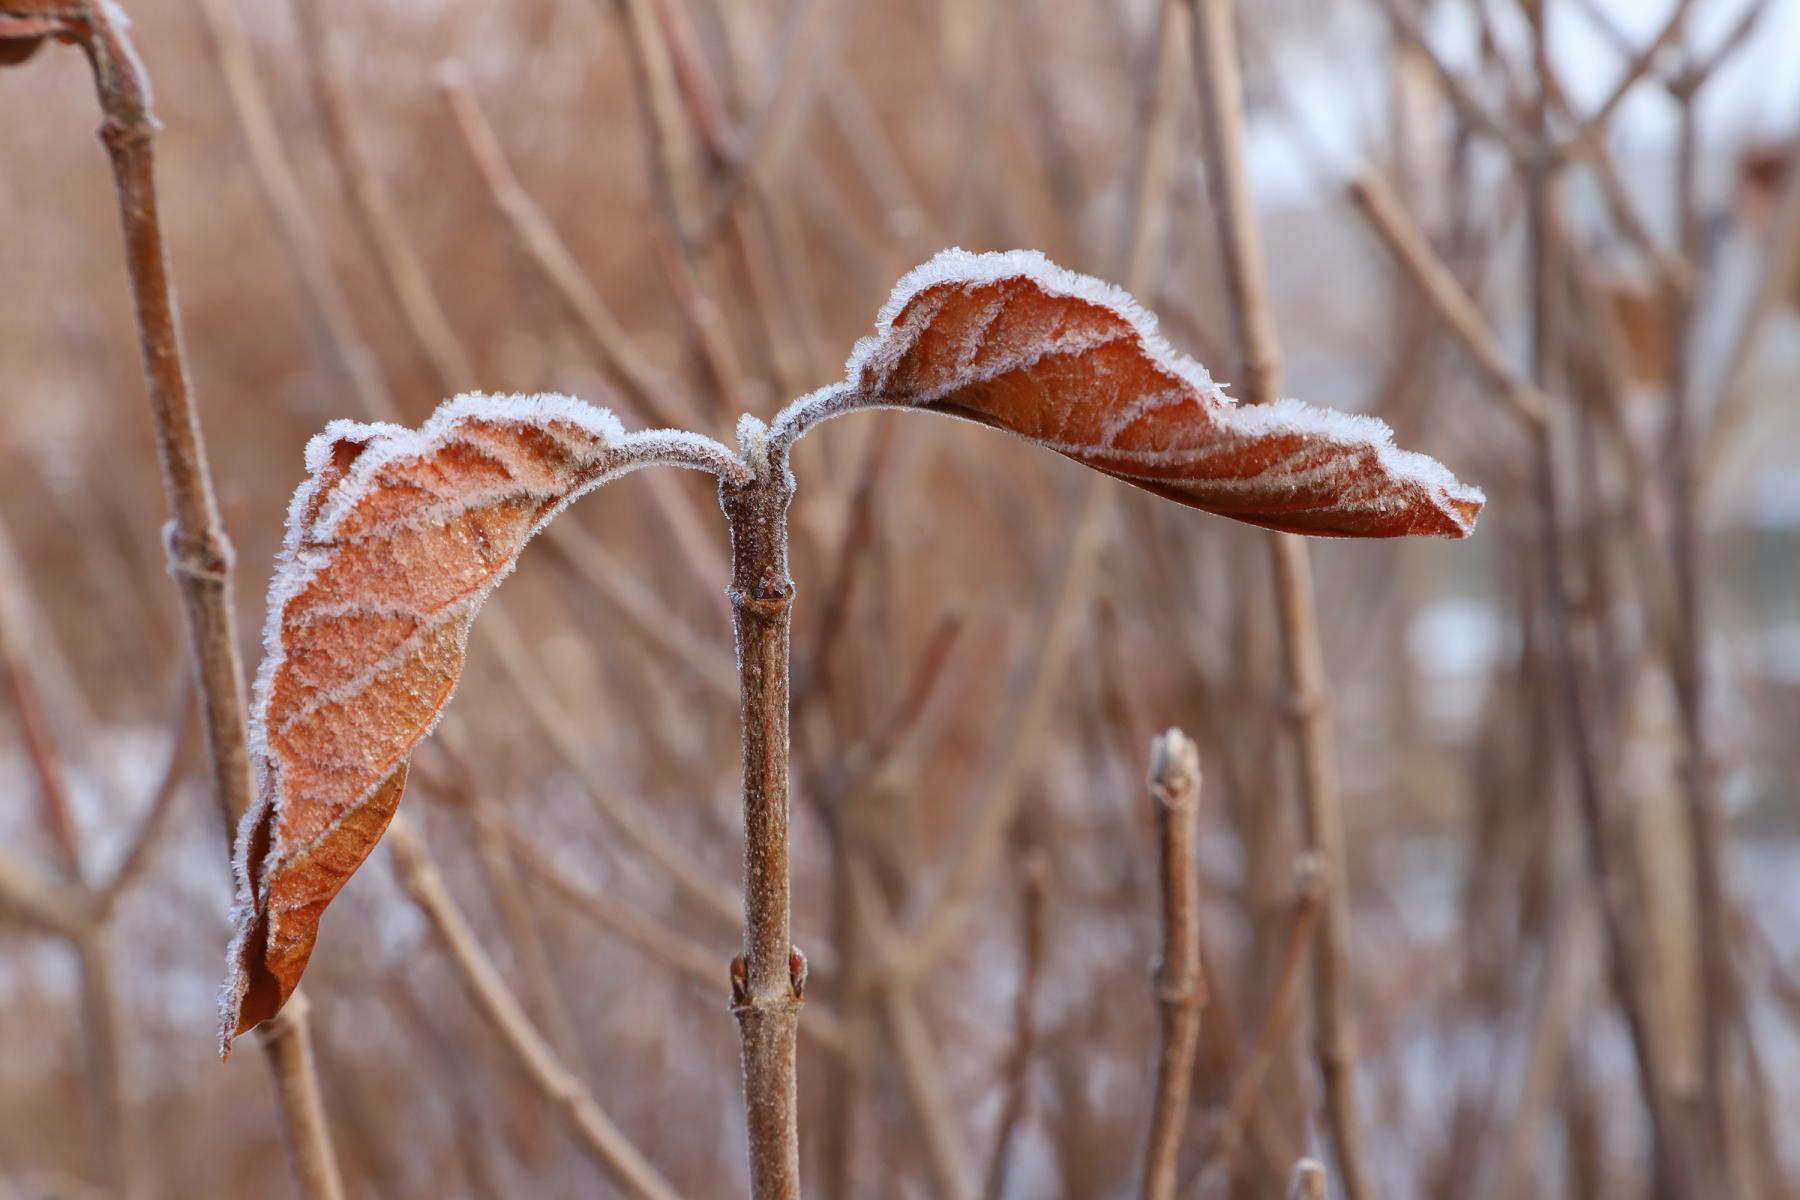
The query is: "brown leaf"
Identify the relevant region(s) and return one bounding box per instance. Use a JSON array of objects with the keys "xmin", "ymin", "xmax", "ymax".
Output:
[
  {"xmin": 1604, "ymin": 282, "xmax": 1671, "ymax": 386},
  {"xmin": 779, "ymin": 250, "xmax": 1484, "ymax": 537},
  {"xmin": 0, "ymin": 16, "xmax": 57, "ymax": 65},
  {"xmin": 220, "ymin": 395, "xmax": 653, "ymax": 1052}
]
